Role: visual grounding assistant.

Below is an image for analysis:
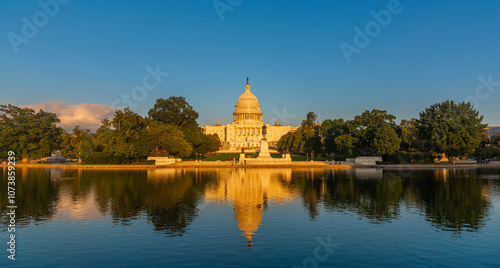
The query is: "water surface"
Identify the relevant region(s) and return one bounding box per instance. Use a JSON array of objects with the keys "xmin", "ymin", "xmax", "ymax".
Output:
[{"xmin": 1, "ymin": 167, "xmax": 499, "ymax": 267}]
